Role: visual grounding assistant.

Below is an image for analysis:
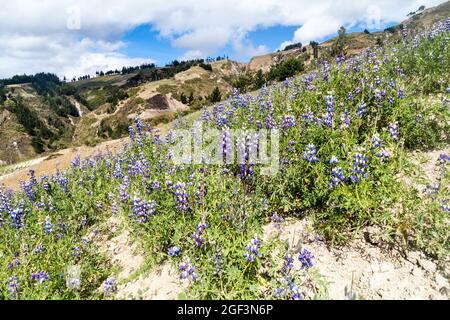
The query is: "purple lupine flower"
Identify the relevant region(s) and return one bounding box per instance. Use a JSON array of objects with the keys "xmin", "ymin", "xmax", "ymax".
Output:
[
  {"xmin": 282, "ymin": 115, "xmax": 296, "ymax": 129},
  {"xmin": 303, "ymin": 144, "xmax": 319, "ymax": 163},
  {"xmin": 42, "ymin": 180, "xmax": 50, "ymax": 192},
  {"xmin": 55, "ymin": 171, "xmax": 69, "ymax": 193},
  {"xmin": 0, "ymin": 190, "xmax": 13, "ymax": 227},
  {"xmin": 179, "ymin": 261, "xmax": 198, "ymax": 282},
  {"xmin": 71, "ymin": 155, "xmax": 81, "ymax": 168},
  {"xmin": 340, "ymin": 109, "xmax": 351, "ymax": 128},
  {"xmin": 57, "ymin": 217, "xmax": 67, "ymax": 238},
  {"xmin": 217, "ymin": 115, "xmax": 228, "ymax": 127},
  {"xmin": 387, "ymin": 96, "xmax": 395, "ymax": 105},
  {"xmin": 322, "ymin": 61, "xmax": 330, "ymax": 81},
  {"xmin": 329, "ymin": 167, "xmax": 346, "ymax": 189},
  {"xmin": 265, "ymin": 115, "xmax": 276, "ymax": 129},
  {"xmin": 322, "ymin": 112, "xmax": 334, "ymax": 128},
  {"xmin": 350, "ymin": 151, "xmax": 369, "ymax": 183},
  {"xmin": 128, "ymin": 125, "xmax": 136, "ymax": 140},
  {"xmin": 377, "ymin": 149, "xmax": 391, "ymax": 160},
  {"xmin": 134, "ymin": 118, "xmax": 144, "ymax": 135},
  {"xmin": 102, "ymin": 277, "xmax": 117, "ymax": 295},
  {"xmin": 130, "ymin": 197, "xmax": 156, "ymax": 223},
  {"xmin": 437, "ymin": 154, "xmax": 450, "ymax": 164},
  {"xmin": 374, "ymin": 89, "xmax": 382, "ymax": 101},
  {"xmin": 324, "ymin": 95, "xmax": 335, "ymax": 112},
  {"xmin": 151, "ymin": 179, "xmax": 161, "ymax": 190},
  {"xmin": 113, "ymin": 161, "xmax": 123, "ymax": 179},
  {"xmin": 388, "ymin": 121, "xmax": 399, "ymax": 141},
  {"xmin": 10, "ymin": 205, "xmax": 26, "ymax": 229},
  {"xmin": 329, "ymin": 156, "xmax": 340, "ymax": 165},
  {"xmin": 356, "ymin": 102, "xmax": 367, "ymax": 118},
  {"xmin": 270, "ymin": 213, "xmax": 284, "ymax": 224},
  {"xmin": 172, "ymin": 182, "xmax": 190, "ymax": 211},
  {"xmin": 298, "ymin": 248, "xmax": 314, "ymax": 269},
  {"xmin": 7, "ymin": 258, "xmax": 21, "ymax": 270},
  {"xmin": 192, "ymin": 223, "xmax": 208, "ymax": 247},
  {"xmin": 72, "ymin": 246, "xmax": 81, "ymax": 257},
  {"xmin": 30, "ymin": 272, "xmax": 50, "ymax": 284},
  {"xmin": 290, "ymin": 285, "xmax": 303, "ymax": 300},
  {"xmin": 111, "ymin": 201, "xmax": 118, "ymax": 215},
  {"xmin": 20, "ymin": 182, "xmax": 35, "ymax": 202},
  {"xmin": 33, "ymin": 245, "xmax": 45, "ymax": 254},
  {"xmin": 7, "ymin": 277, "xmax": 20, "ymax": 299},
  {"xmin": 168, "ymin": 246, "xmax": 182, "ymax": 257},
  {"xmin": 119, "ymin": 176, "xmax": 130, "ymax": 203},
  {"xmin": 243, "ymin": 236, "xmax": 262, "ymax": 262},
  {"xmin": 372, "ymin": 133, "xmax": 382, "ymax": 149},
  {"xmin": 347, "ymin": 91, "xmax": 354, "ymax": 101},
  {"xmin": 282, "ymin": 255, "xmax": 294, "ymax": 274}
]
